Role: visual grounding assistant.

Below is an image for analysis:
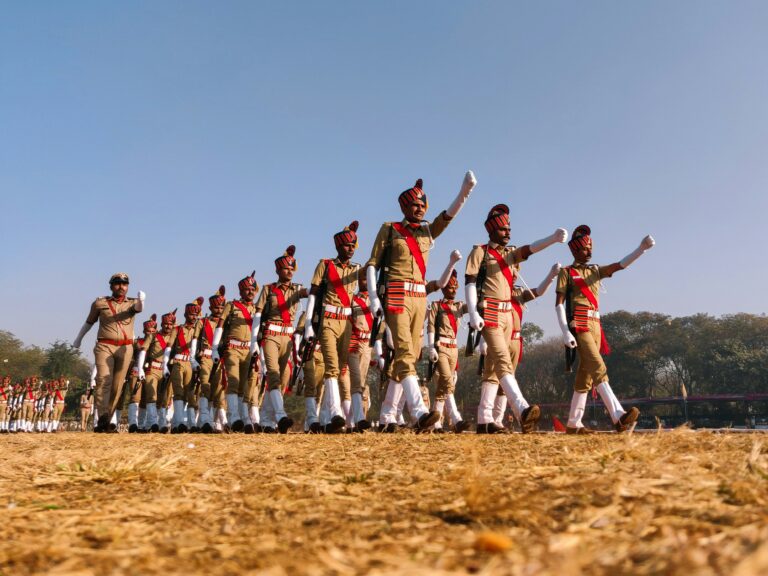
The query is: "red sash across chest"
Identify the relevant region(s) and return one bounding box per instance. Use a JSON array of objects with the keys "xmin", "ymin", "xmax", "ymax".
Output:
[
  {"xmin": 568, "ymin": 267, "xmax": 610, "ymax": 355},
  {"xmin": 392, "ymin": 222, "xmax": 427, "ymax": 280},
  {"xmin": 271, "ymin": 284, "xmax": 293, "ymax": 325},
  {"xmin": 232, "ymin": 301, "xmax": 254, "ymax": 330},
  {"xmin": 439, "ymin": 302, "xmax": 458, "ymax": 337},
  {"xmin": 176, "ymin": 326, "xmax": 190, "ymax": 354},
  {"xmin": 203, "ymin": 319, "xmax": 214, "ymax": 346},
  {"xmin": 156, "ymin": 333, "xmax": 169, "ymax": 350},
  {"xmin": 352, "ymin": 295, "xmax": 373, "ymax": 334},
  {"xmin": 325, "ymin": 260, "xmax": 352, "ymax": 308},
  {"xmin": 485, "ymin": 245, "xmax": 516, "ymax": 293}
]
